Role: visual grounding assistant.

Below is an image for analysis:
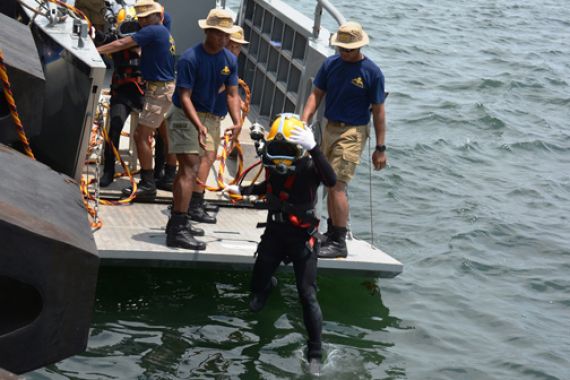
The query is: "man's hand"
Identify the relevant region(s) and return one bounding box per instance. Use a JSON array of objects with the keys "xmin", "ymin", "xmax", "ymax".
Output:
[
  {"xmin": 198, "ymin": 125, "xmax": 208, "ymax": 150},
  {"xmin": 372, "ymin": 150, "xmax": 387, "ymax": 170},
  {"xmin": 225, "ymin": 124, "xmax": 242, "ymax": 143}
]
